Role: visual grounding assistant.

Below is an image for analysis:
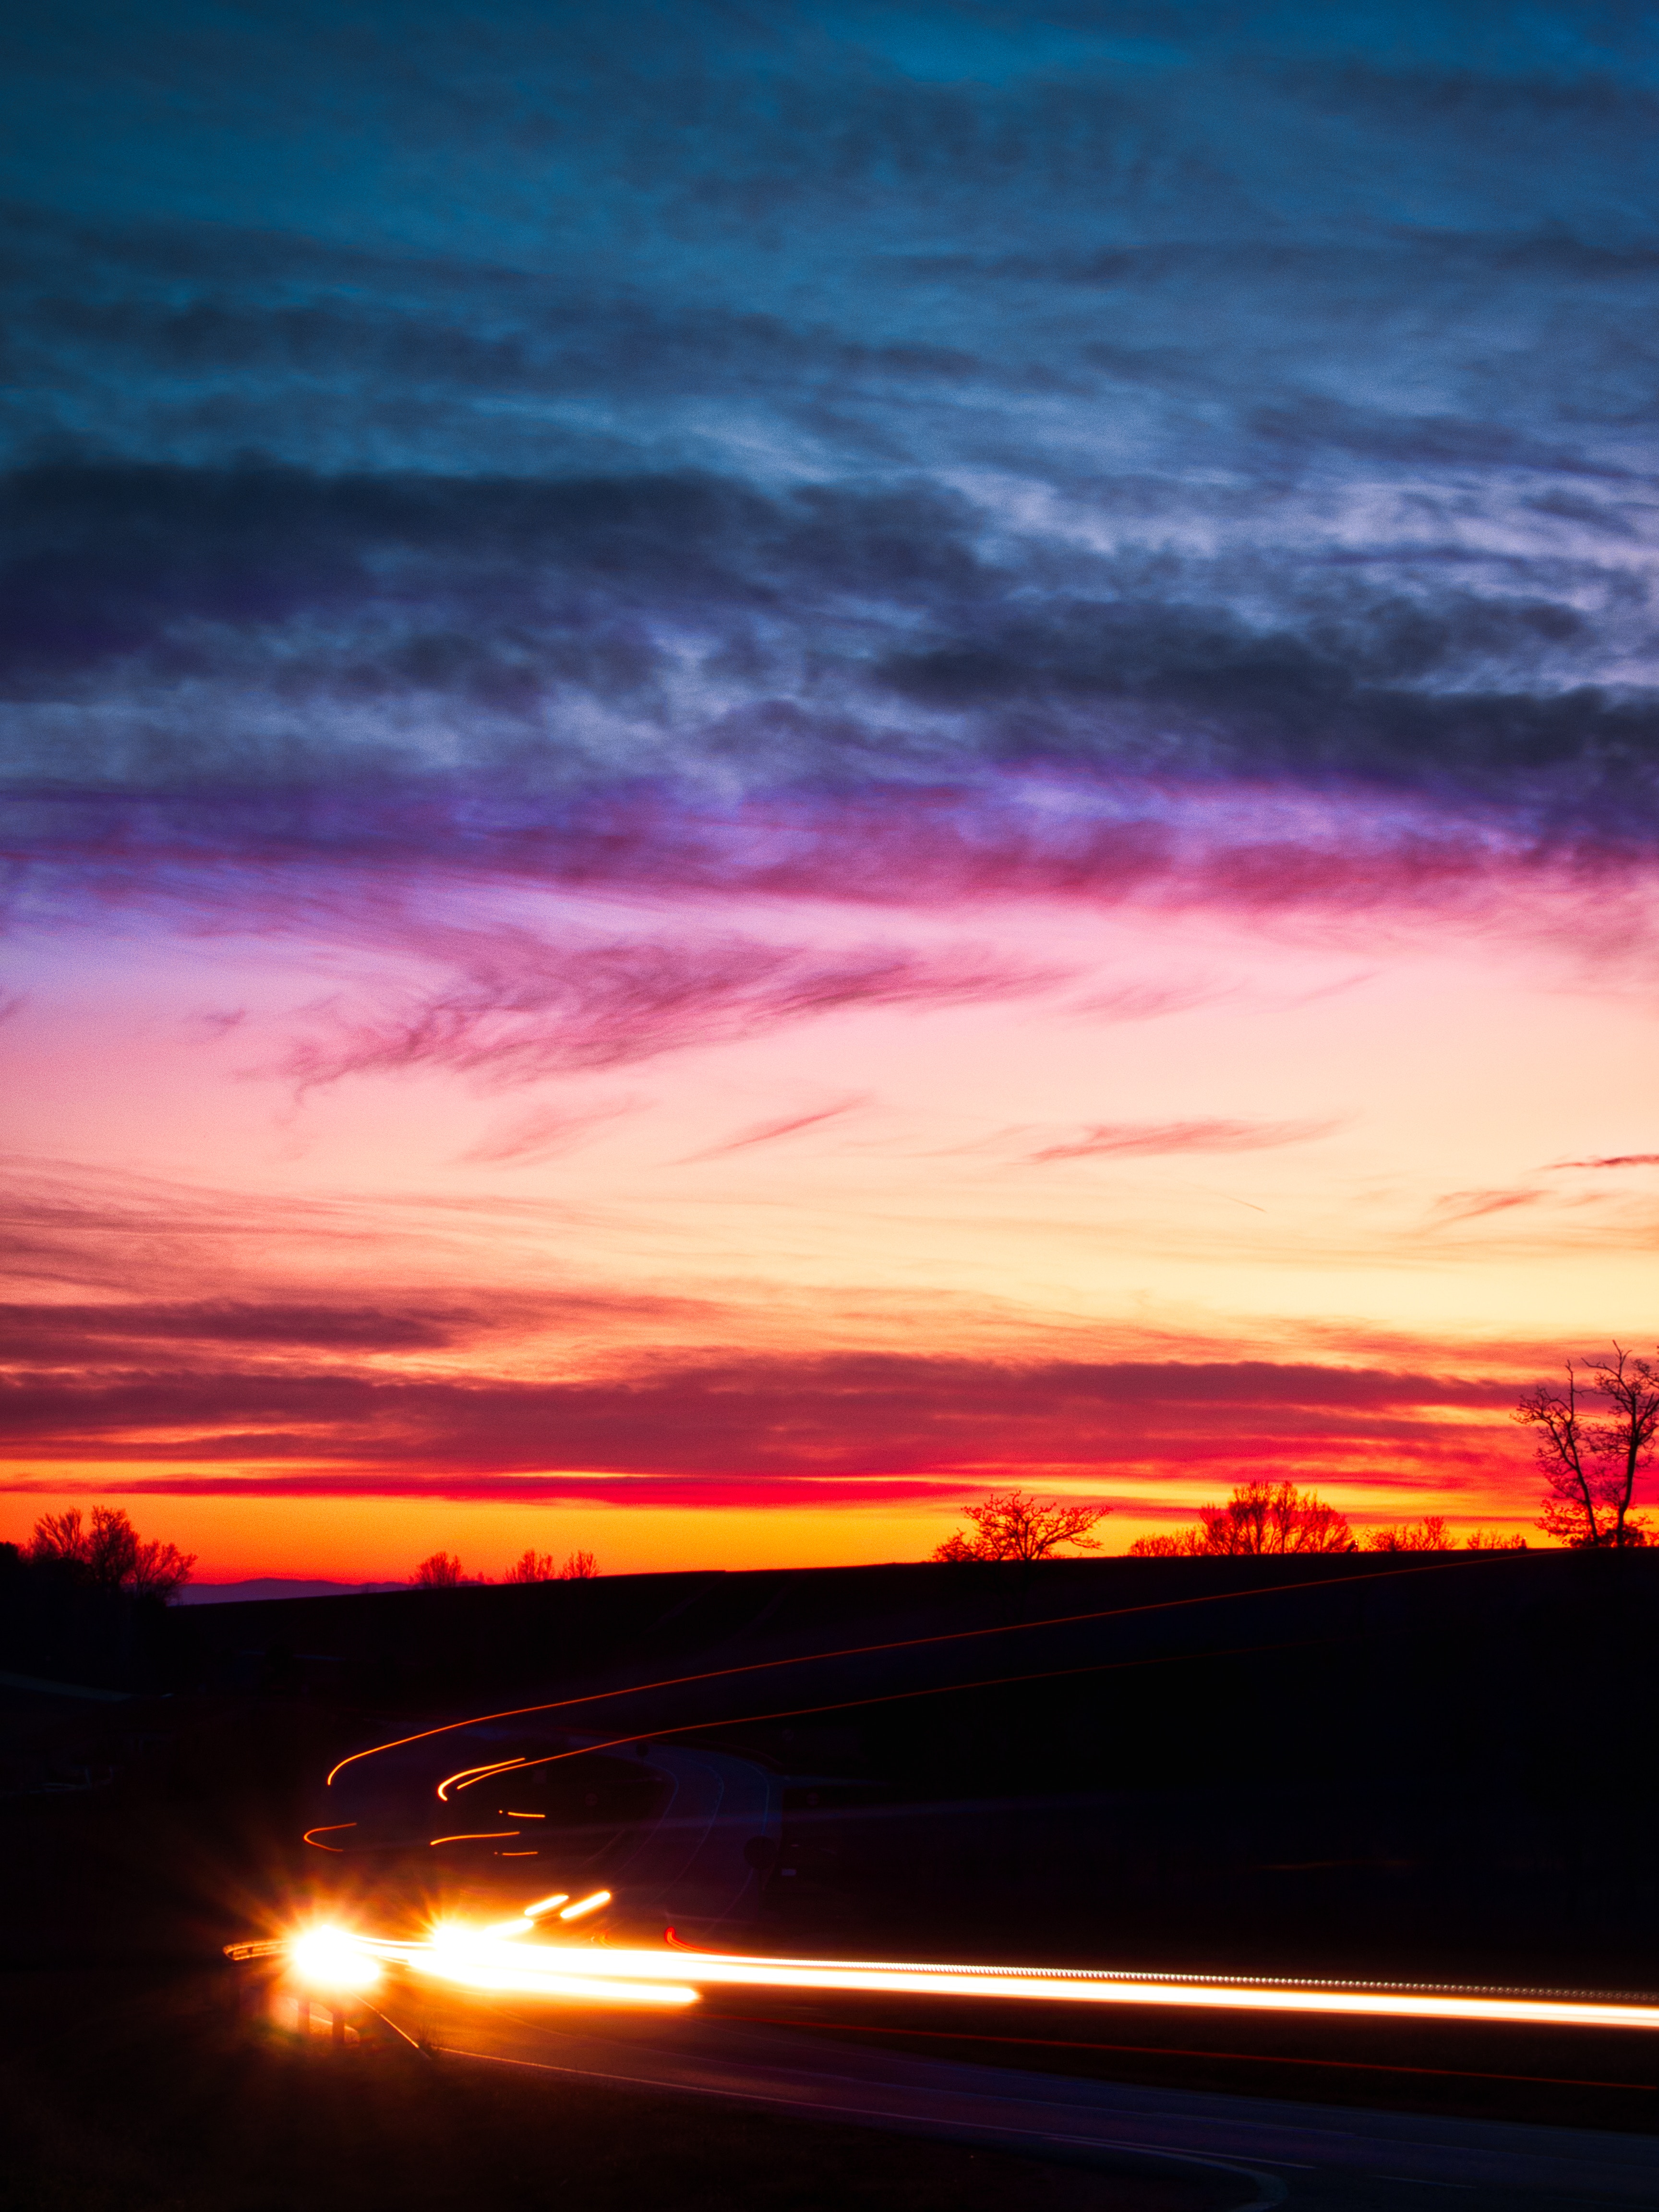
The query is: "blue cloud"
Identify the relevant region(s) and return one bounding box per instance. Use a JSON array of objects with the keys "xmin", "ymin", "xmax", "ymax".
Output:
[{"xmin": 1, "ymin": 0, "xmax": 1657, "ymax": 877}]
